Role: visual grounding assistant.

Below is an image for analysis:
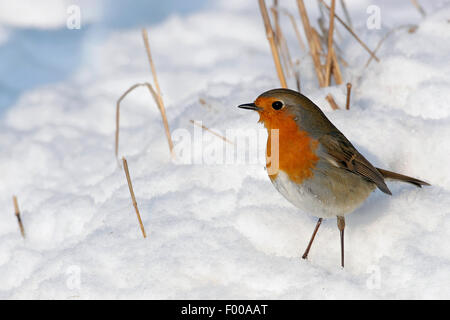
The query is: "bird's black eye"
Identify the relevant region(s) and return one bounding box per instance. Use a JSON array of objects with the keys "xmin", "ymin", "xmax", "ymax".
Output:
[{"xmin": 272, "ymin": 101, "xmax": 284, "ymax": 110}]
